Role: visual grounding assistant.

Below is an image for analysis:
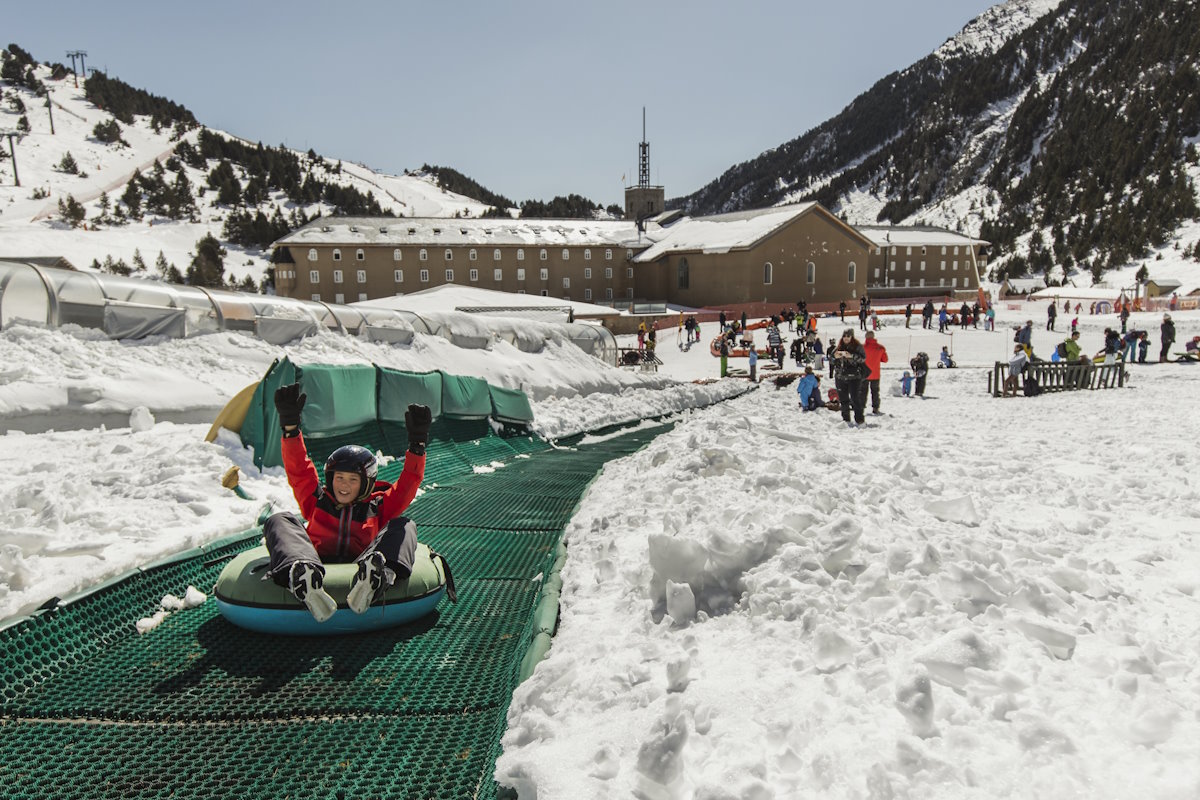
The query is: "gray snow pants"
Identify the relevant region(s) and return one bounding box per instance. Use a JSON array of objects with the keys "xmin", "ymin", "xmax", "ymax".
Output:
[{"xmin": 263, "ymin": 511, "xmax": 418, "ymax": 587}]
